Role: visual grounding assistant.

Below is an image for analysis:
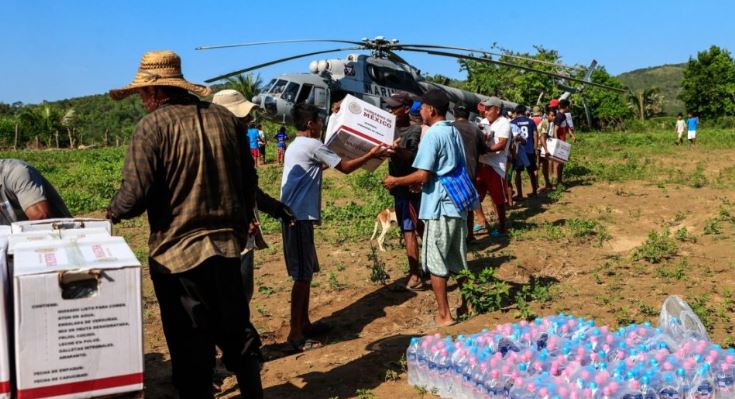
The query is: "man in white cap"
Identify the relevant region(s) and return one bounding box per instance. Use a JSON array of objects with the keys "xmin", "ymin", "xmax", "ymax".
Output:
[
  {"xmin": 474, "ymin": 97, "xmax": 511, "ymax": 236},
  {"xmin": 107, "ymin": 50, "xmax": 264, "ymax": 399}
]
